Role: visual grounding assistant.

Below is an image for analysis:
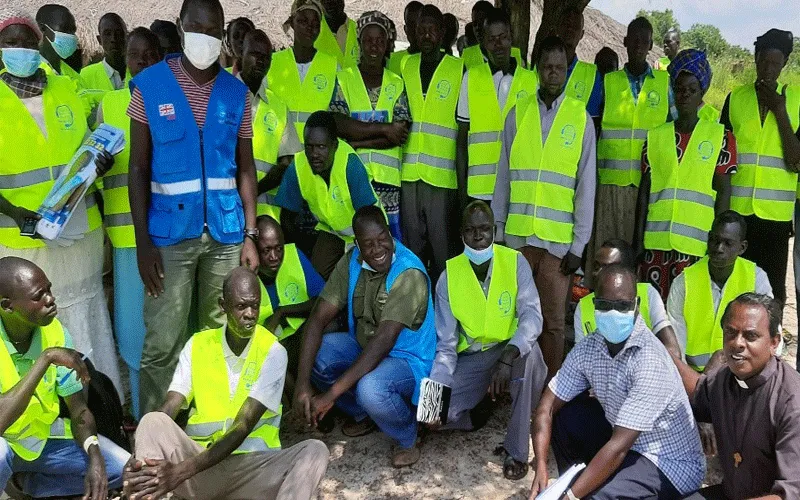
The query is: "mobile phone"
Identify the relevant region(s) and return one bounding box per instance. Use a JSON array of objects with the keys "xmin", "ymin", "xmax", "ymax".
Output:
[{"xmin": 20, "ymin": 217, "xmax": 38, "ymax": 237}]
